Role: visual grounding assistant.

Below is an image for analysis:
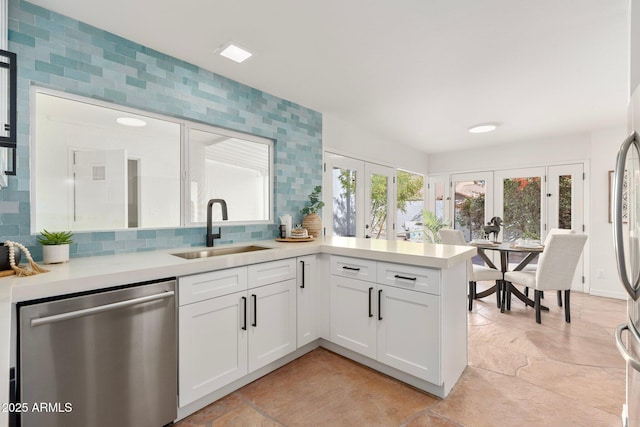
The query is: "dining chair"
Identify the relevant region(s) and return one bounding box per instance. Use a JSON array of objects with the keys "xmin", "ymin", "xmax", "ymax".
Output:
[
  {"xmin": 503, "ymin": 233, "xmax": 587, "ymax": 324},
  {"xmin": 439, "ymin": 229, "xmax": 504, "ymax": 311},
  {"xmin": 519, "ymin": 228, "xmax": 574, "ymax": 306}
]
